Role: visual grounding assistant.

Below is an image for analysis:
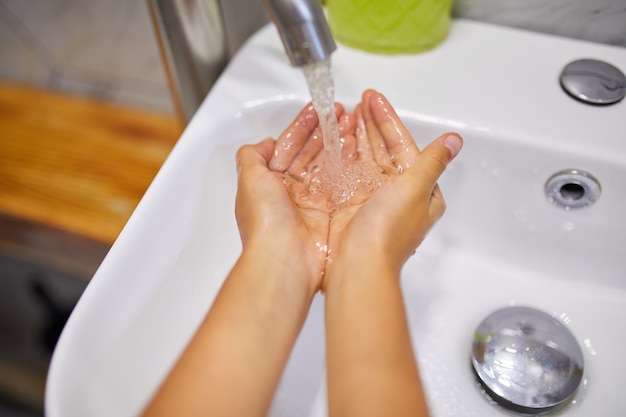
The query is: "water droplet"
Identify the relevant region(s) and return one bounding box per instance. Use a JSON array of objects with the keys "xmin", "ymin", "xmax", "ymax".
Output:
[
  {"xmin": 315, "ymin": 242, "xmax": 329, "ymax": 253},
  {"xmin": 513, "ymin": 205, "xmax": 529, "ymax": 223},
  {"xmin": 562, "ymin": 221, "xmax": 576, "ymax": 231}
]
